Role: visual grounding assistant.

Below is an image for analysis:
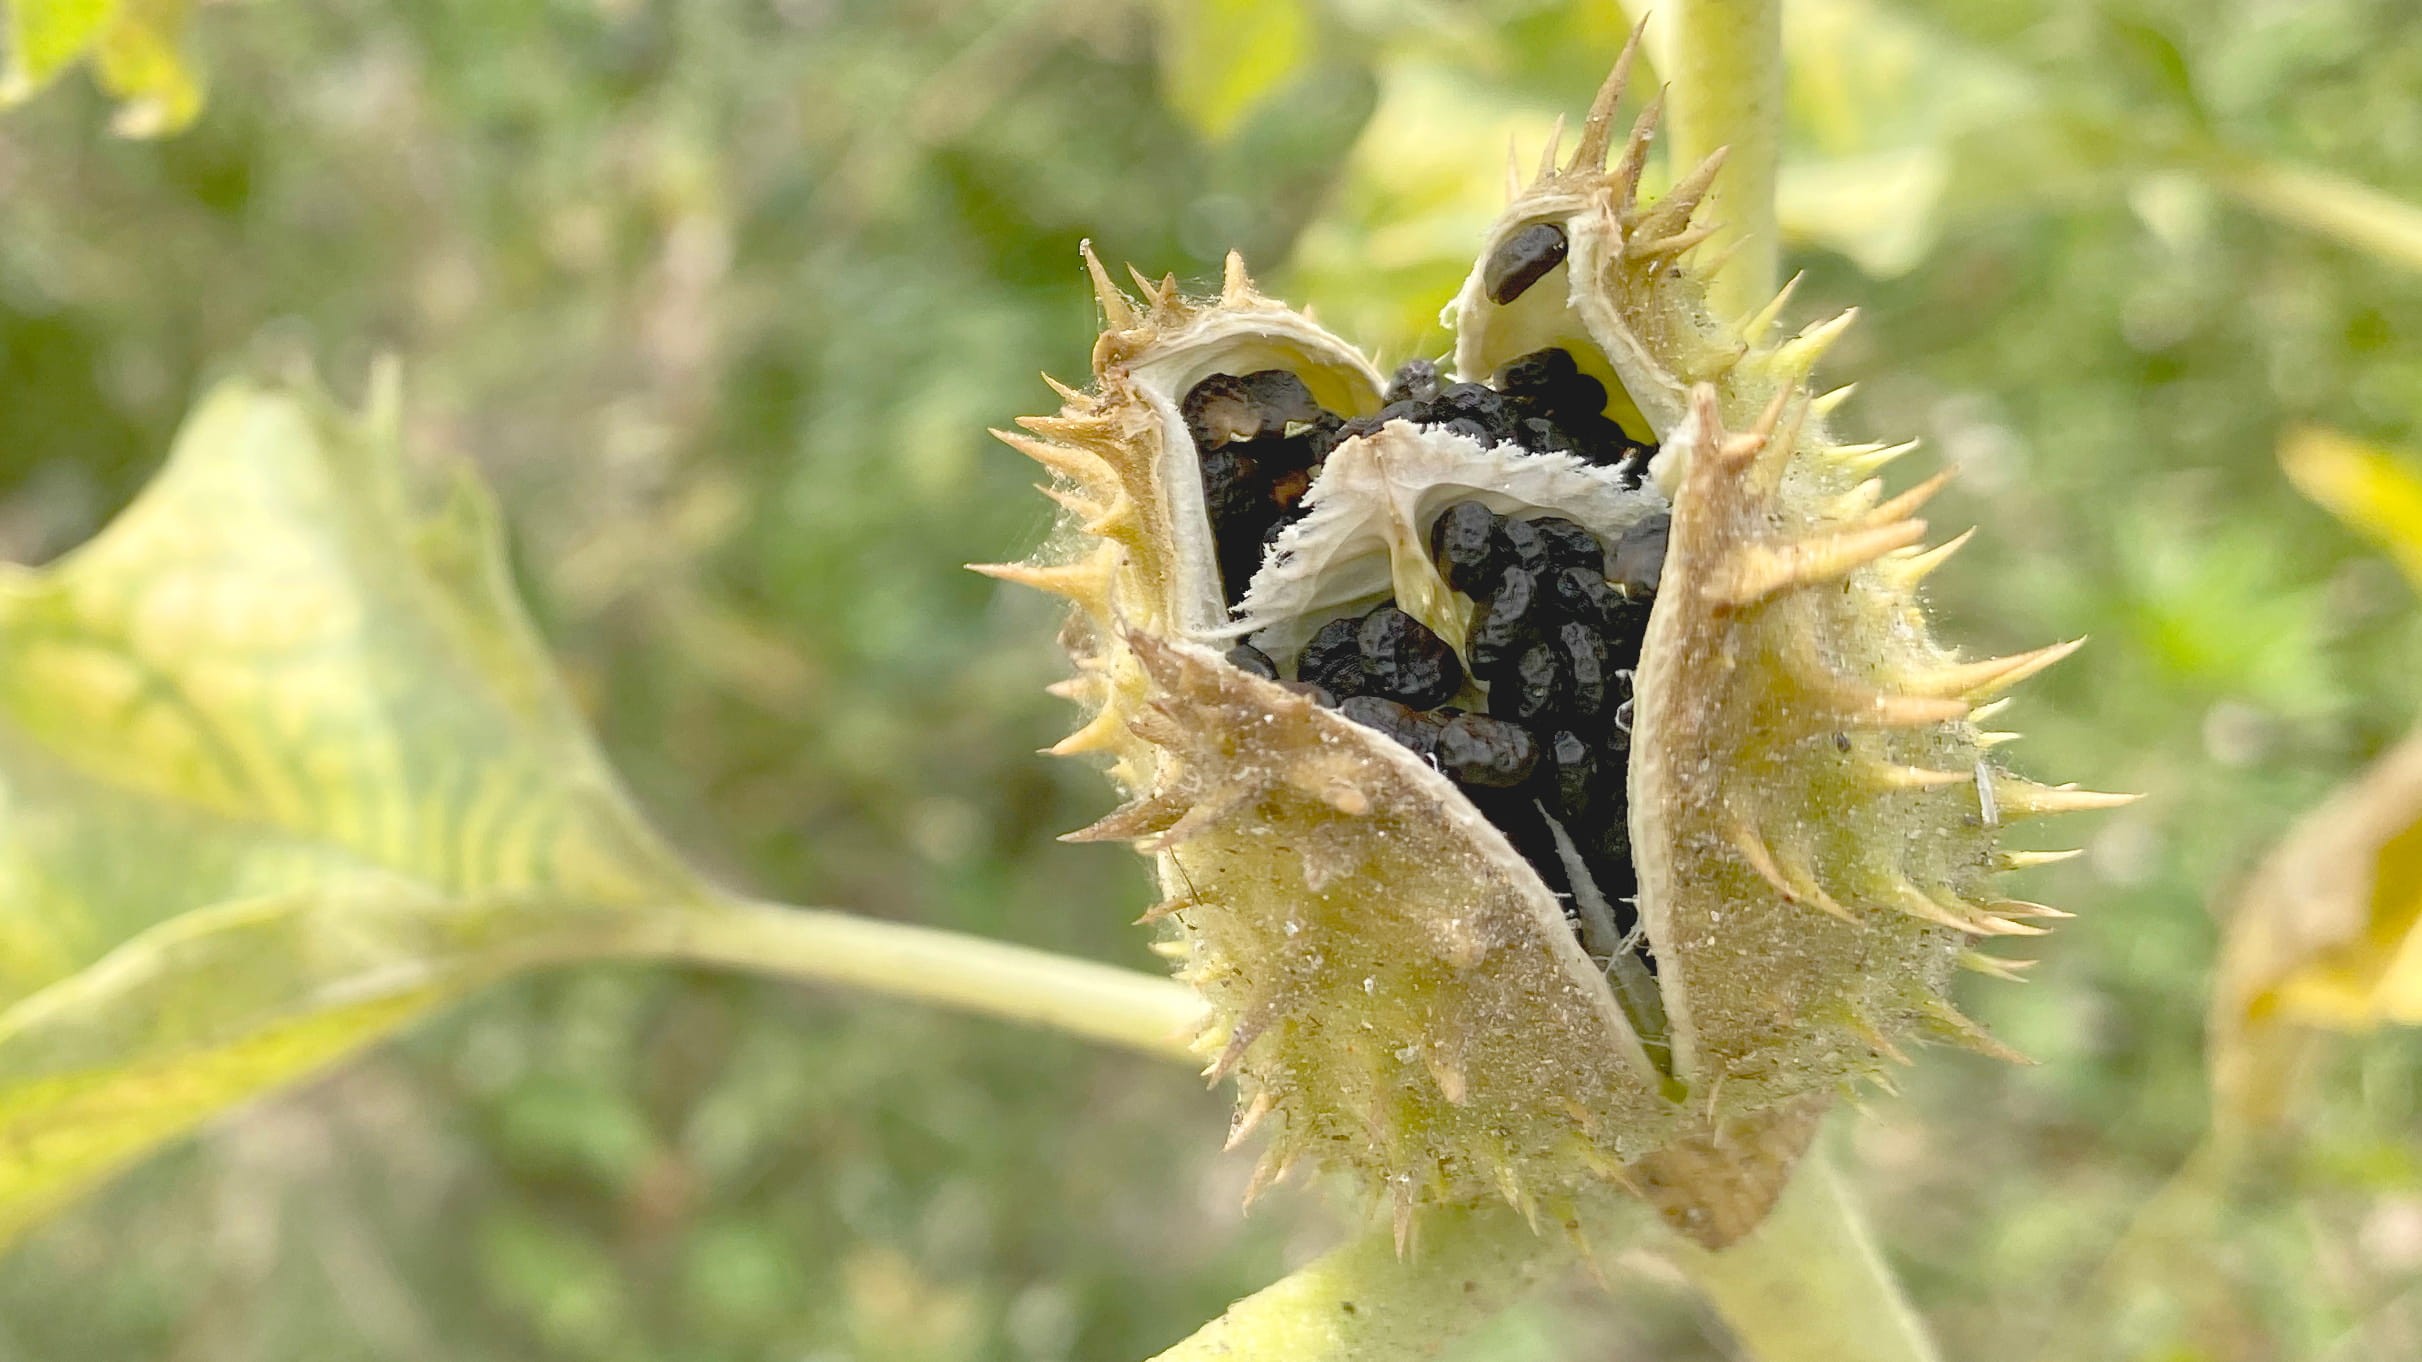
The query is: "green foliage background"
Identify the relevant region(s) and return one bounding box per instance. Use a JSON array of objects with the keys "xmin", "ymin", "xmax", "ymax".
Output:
[{"xmin": 2, "ymin": 1, "xmax": 2421, "ymax": 1358}]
